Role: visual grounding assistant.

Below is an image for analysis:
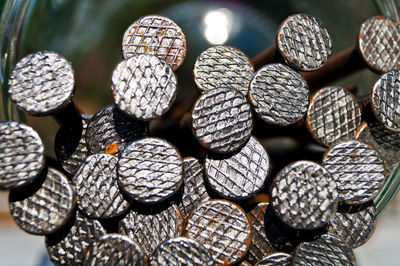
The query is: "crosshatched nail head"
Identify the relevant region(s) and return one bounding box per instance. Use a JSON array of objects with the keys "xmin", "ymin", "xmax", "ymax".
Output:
[{"xmin": 255, "ymin": 252, "xmax": 292, "ymax": 266}]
